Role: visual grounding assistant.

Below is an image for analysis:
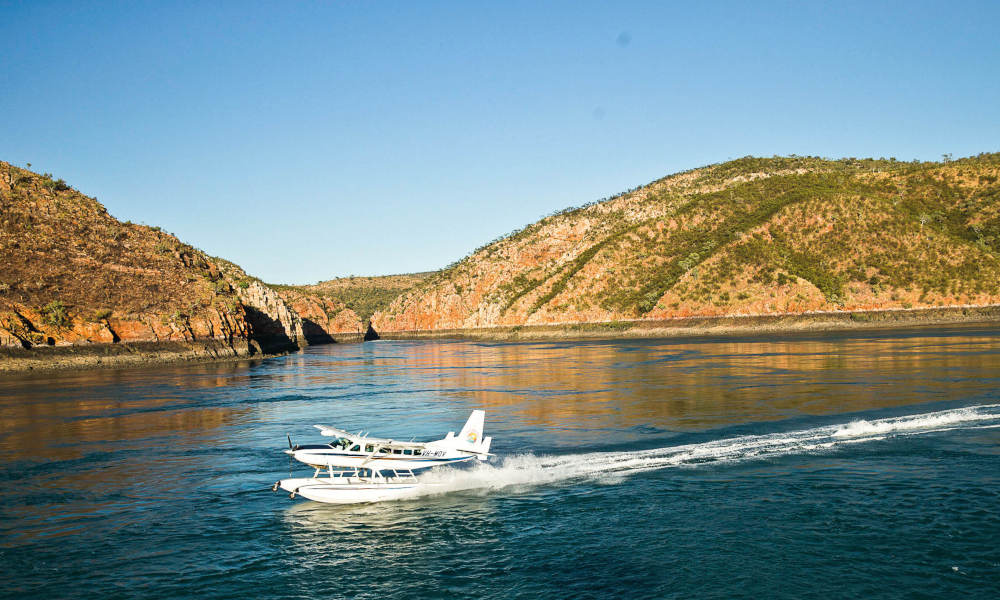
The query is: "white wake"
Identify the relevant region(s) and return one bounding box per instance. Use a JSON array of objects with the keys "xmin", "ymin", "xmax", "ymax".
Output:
[{"xmin": 408, "ymin": 404, "xmax": 1000, "ymax": 499}]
